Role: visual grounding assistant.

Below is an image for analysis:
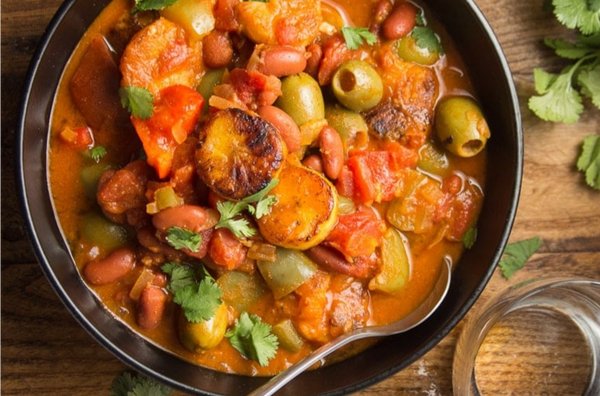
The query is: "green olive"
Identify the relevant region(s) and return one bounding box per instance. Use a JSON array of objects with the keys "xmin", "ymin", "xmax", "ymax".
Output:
[
  {"xmin": 276, "ymin": 72, "xmax": 324, "ymax": 126},
  {"xmin": 331, "ymin": 60, "xmax": 383, "ymax": 112},
  {"xmin": 197, "ymin": 68, "xmax": 226, "ymax": 113},
  {"xmin": 81, "ymin": 212, "xmax": 129, "ymax": 251},
  {"xmin": 325, "ymin": 104, "xmax": 368, "ymax": 146},
  {"xmin": 435, "ymin": 96, "xmax": 491, "ymax": 158},
  {"xmin": 397, "ymin": 35, "xmax": 440, "ymax": 66},
  {"xmin": 178, "ymin": 303, "xmax": 228, "ymax": 352}
]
